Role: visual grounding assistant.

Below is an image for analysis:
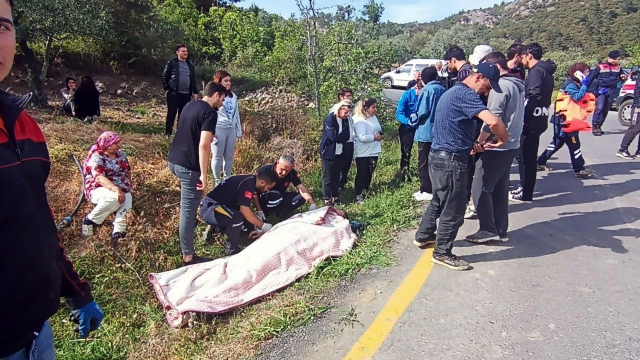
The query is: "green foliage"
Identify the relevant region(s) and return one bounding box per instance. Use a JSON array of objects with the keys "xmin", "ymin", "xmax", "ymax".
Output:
[
  {"xmin": 544, "ymin": 48, "xmax": 600, "ymax": 86},
  {"xmin": 361, "ymin": 0, "xmax": 384, "ymax": 24},
  {"xmin": 628, "ymin": 43, "xmax": 640, "ymax": 64}
]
